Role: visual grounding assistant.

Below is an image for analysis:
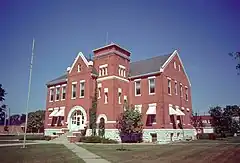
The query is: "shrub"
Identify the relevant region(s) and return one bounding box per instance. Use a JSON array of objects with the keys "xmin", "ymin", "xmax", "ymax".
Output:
[{"xmin": 80, "ymin": 136, "xmax": 118, "ymax": 144}]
